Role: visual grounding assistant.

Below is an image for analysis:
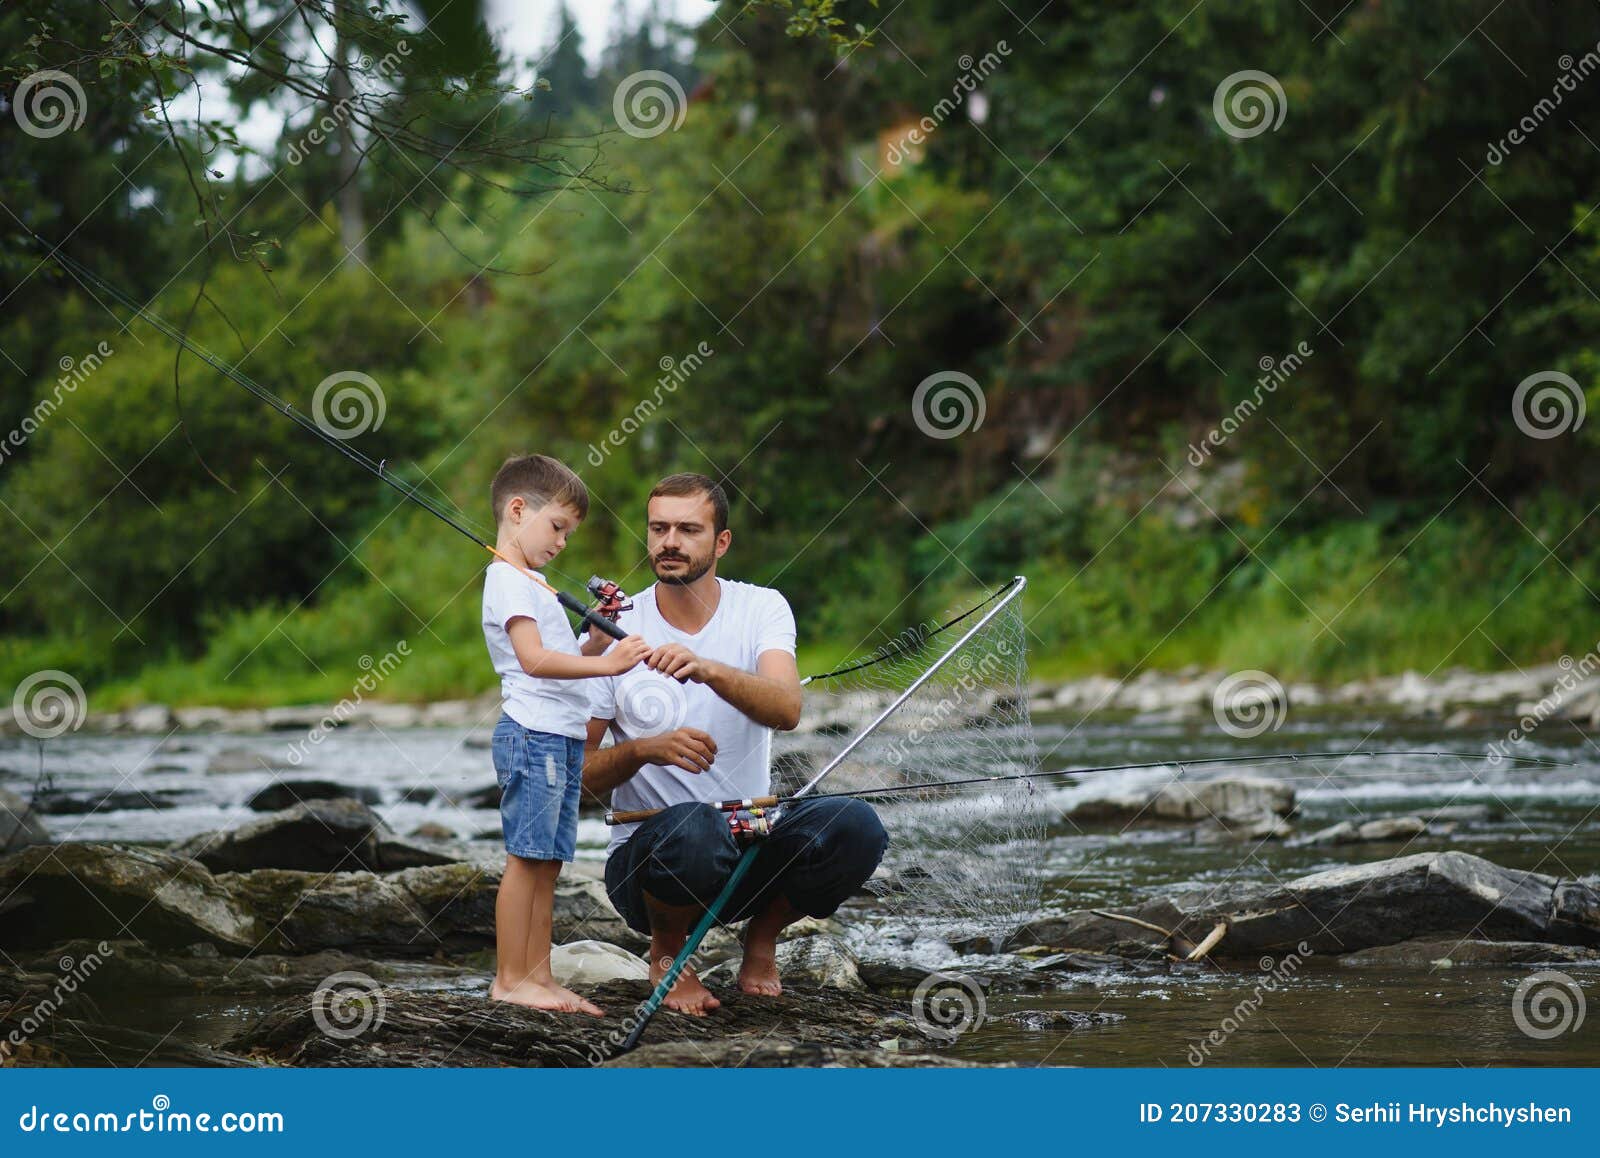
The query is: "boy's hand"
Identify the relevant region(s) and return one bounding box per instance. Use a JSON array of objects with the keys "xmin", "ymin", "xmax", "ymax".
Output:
[
  {"xmin": 642, "ymin": 728, "xmax": 717, "ymax": 773},
  {"xmin": 600, "ymin": 636, "xmax": 652, "ymax": 675}
]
